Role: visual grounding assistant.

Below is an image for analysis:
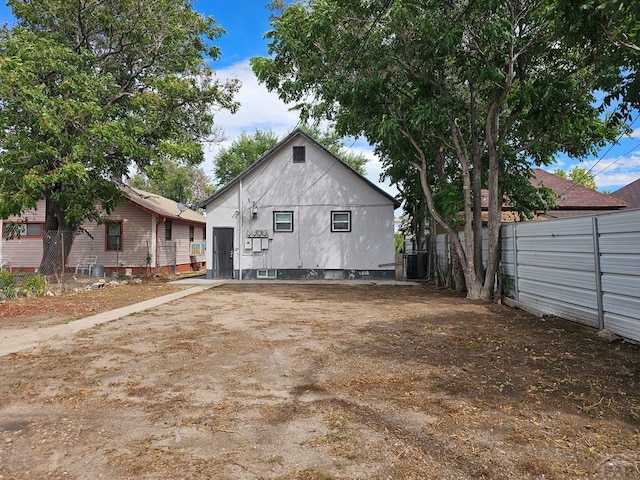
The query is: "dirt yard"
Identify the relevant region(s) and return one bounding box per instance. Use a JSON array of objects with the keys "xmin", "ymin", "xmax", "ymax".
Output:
[
  {"xmin": 0, "ymin": 277, "xmax": 185, "ymax": 328},
  {"xmin": 0, "ymin": 283, "xmax": 639, "ymax": 479}
]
